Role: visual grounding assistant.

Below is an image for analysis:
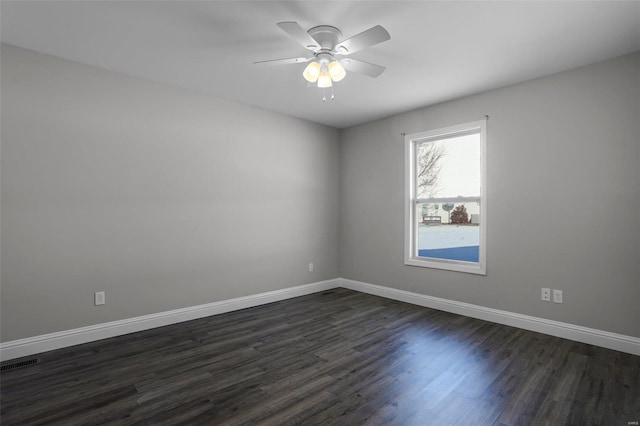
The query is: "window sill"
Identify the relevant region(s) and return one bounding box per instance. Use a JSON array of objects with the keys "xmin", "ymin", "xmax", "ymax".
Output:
[{"xmin": 404, "ymin": 257, "xmax": 486, "ymax": 275}]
